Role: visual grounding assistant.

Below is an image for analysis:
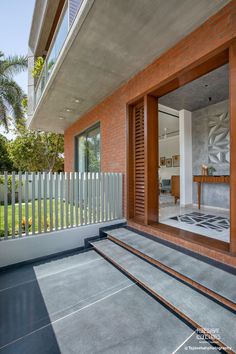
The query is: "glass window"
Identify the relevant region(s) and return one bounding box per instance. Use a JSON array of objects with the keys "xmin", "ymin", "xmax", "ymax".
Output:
[
  {"xmin": 35, "ymin": 4, "xmax": 69, "ymax": 105},
  {"xmin": 47, "ymin": 6, "xmax": 69, "ymax": 78},
  {"xmin": 76, "ymin": 124, "xmax": 100, "ymax": 172}
]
